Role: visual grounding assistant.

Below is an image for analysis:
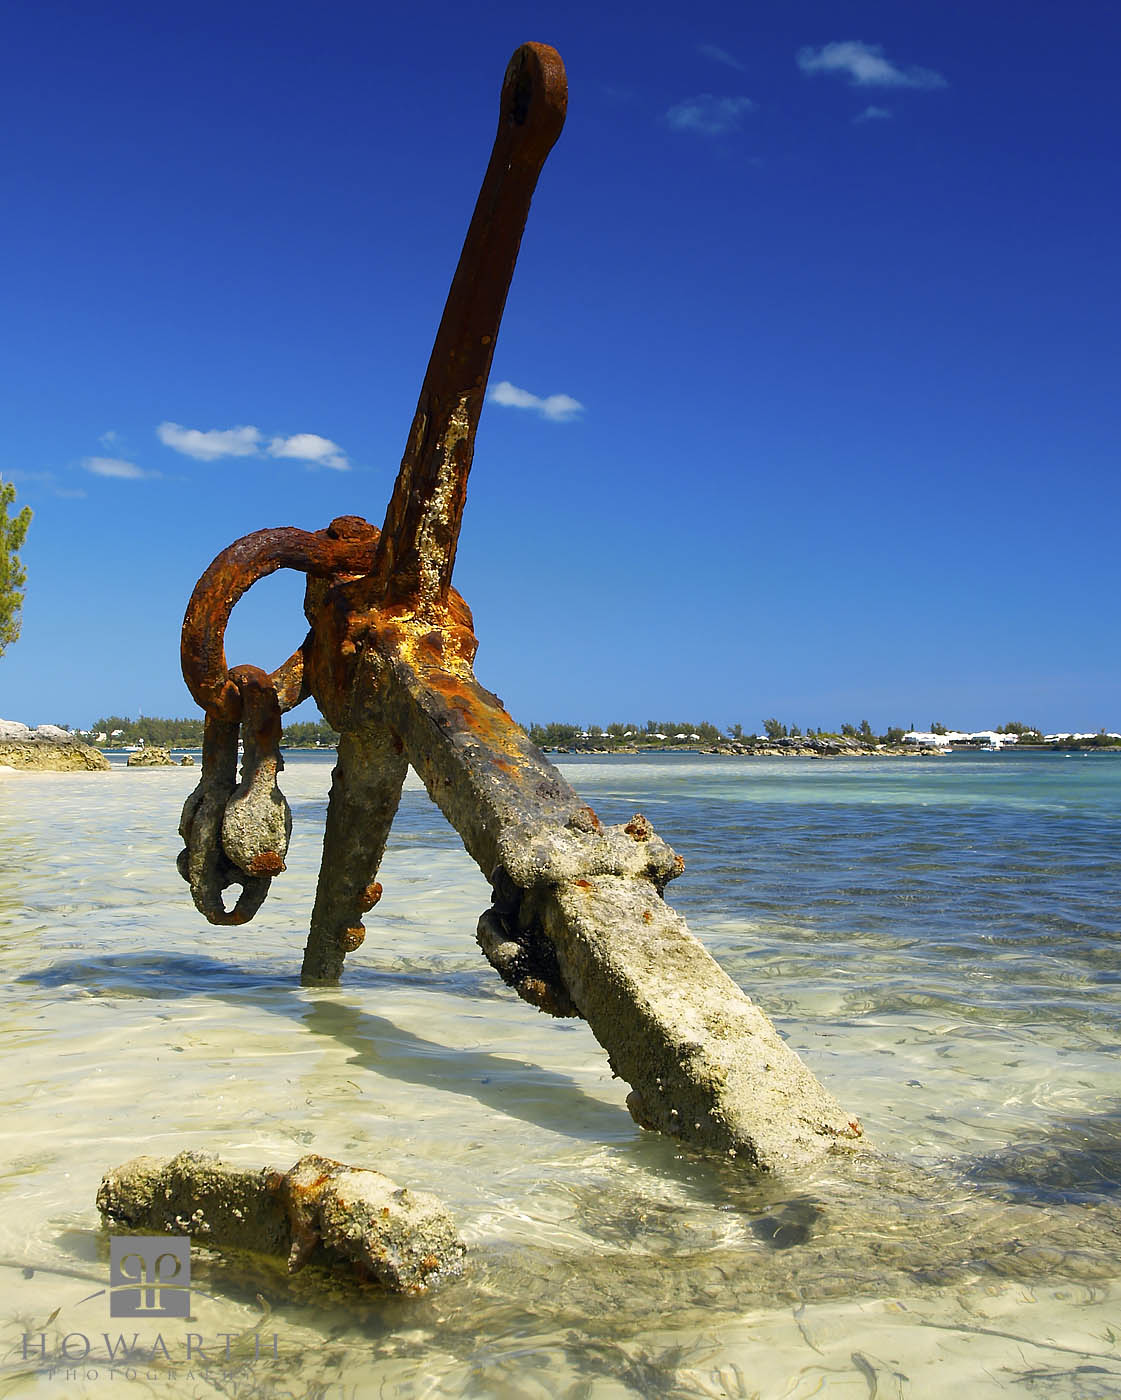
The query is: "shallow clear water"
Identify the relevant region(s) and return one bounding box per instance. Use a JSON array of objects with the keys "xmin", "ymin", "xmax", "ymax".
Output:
[{"xmin": 1, "ymin": 750, "xmax": 1119, "ymax": 1397}]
